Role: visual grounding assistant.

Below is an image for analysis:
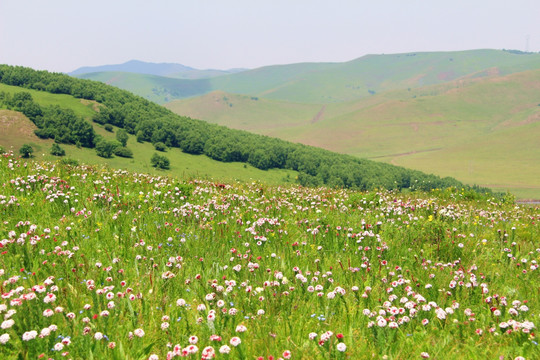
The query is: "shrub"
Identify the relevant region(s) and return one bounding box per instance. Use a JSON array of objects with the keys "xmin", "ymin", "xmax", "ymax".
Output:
[
  {"xmin": 154, "ymin": 142, "xmax": 167, "ymax": 152},
  {"xmin": 116, "ymin": 129, "xmax": 129, "ymax": 147},
  {"xmin": 96, "ymin": 140, "xmax": 117, "ymax": 158},
  {"xmin": 60, "ymin": 158, "xmax": 79, "ymax": 167},
  {"xmin": 104, "ymin": 124, "xmax": 114, "ymax": 132},
  {"xmin": 19, "ymin": 144, "xmax": 34, "ymax": 158},
  {"xmin": 114, "ymin": 146, "xmax": 133, "ymax": 158},
  {"xmin": 50, "ymin": 143, "xmax": 66, "ymax": 156},
  {"xmin": 150, "ymin": 153, "xmax": 170, "ymax": 170}
]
